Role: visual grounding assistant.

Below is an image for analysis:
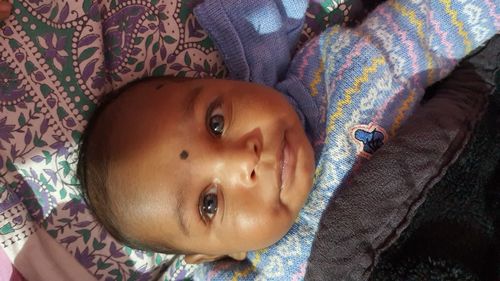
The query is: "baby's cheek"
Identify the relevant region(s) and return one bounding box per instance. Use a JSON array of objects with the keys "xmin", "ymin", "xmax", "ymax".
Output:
[
  {"xmin": 261, "ymin": 210, "xmax": 293, "ymax": 240},
  {"xmin": 233, "ymin": 211, "xmax": 275, "ymax": 234}
]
